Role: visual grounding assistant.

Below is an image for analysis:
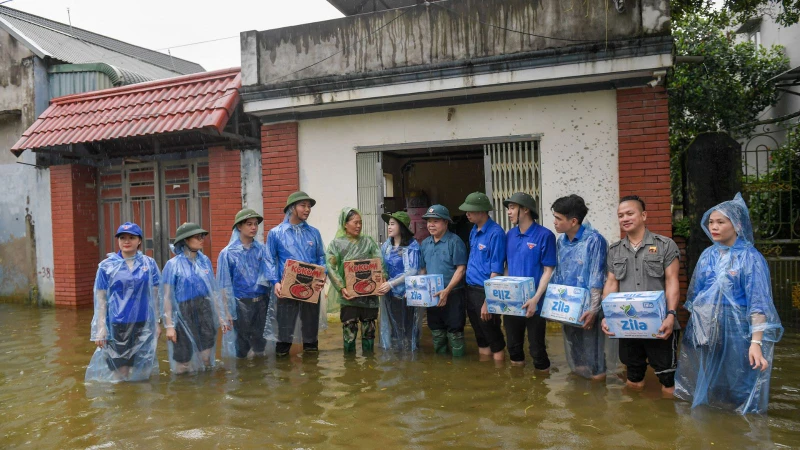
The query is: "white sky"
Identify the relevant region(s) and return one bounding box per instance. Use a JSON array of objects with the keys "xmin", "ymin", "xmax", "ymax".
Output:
[{"xmin": 4, "ymin": 0, "xmax": 344, "ymax": 71}]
